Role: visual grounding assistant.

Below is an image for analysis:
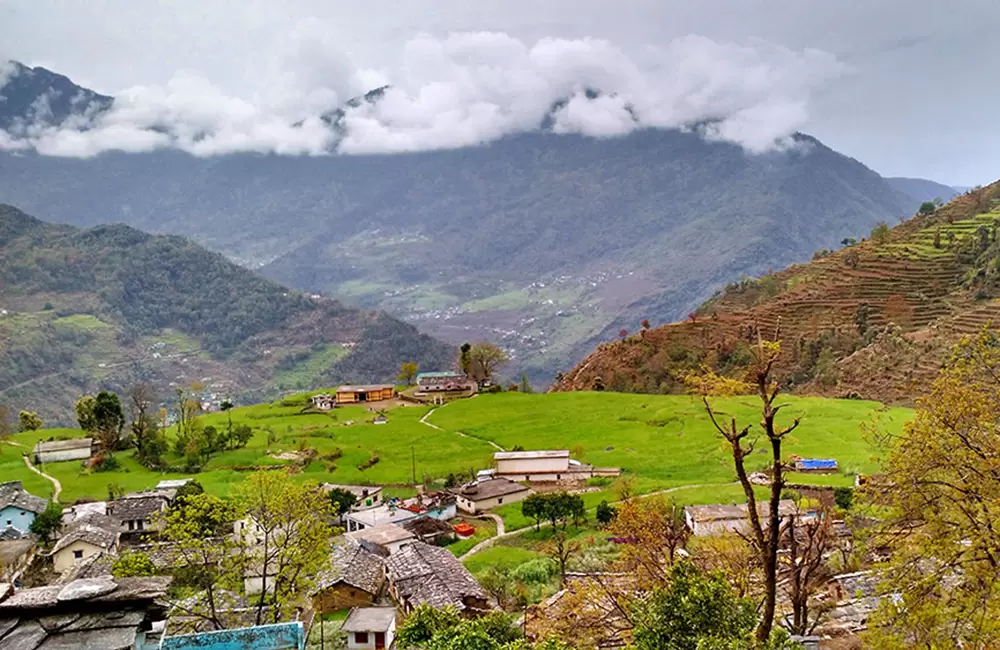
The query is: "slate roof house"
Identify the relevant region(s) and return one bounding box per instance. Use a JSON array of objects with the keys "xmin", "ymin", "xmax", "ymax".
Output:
[
  {"xmin": 51, "ymin": 514, "xmax": 120, "ymax": 574},
  {"xmin": 452, "ymin": 478, "xmax": 532, "ymax": 514},
  {"xmin": 0, "ymin": 481, "xmax": 47, "ymax": 534},
  {"xmin": 0, "ymin": 575, "xmax": 171, "ymax": 649},
  {"xmin": 313, "ymin": 543, "xmax": 387, "ymax": 614},
  {"xmin": 684, "ymin": 500, "xmax": 799, "ymax": 537},
  {"xmin": 108, "ymin": 492, "xmax": 170, "ymax": 541},
  {"xmin": 385, "ymin": 541, "xmax": 490, "ymax": 616},
  {"xmin": 346, "ymin": 524, "xmax": 417, "ymax": 556}
]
